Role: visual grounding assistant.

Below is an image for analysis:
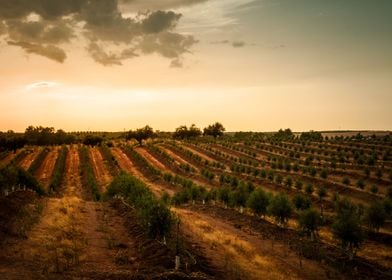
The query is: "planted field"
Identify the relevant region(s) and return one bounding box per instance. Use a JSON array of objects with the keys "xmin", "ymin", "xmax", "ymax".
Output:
[{"xmin": 0, "ymin": 133, "xmax": 391, "ymax": 280}]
